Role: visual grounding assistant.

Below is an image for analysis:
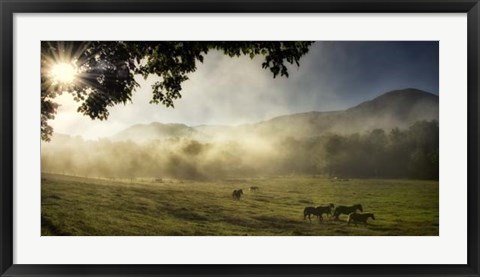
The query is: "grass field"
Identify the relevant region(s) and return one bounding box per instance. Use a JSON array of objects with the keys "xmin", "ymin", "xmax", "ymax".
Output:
[{"xmin": 41, "ymin": 173, "xmax": 438, "ymax": 236}]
